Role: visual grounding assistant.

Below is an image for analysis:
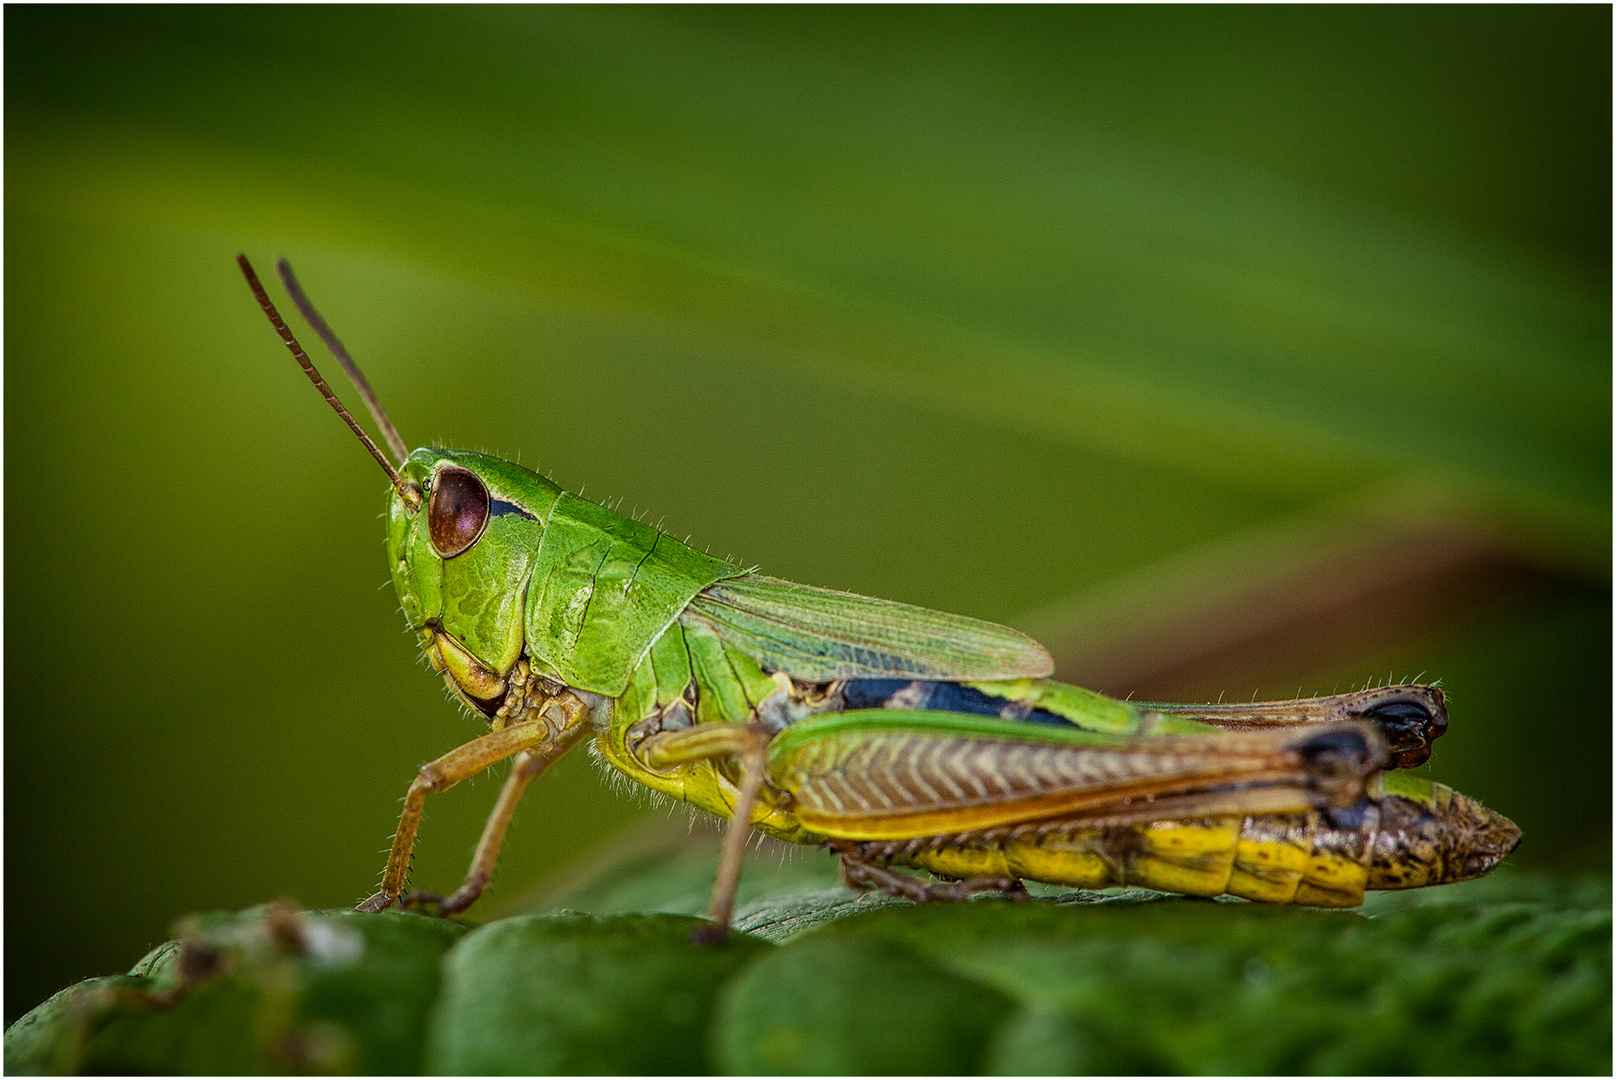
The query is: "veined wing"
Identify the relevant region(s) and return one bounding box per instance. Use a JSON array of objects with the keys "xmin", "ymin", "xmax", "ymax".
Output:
[
  {"xmin": 686, "ymin": 575, "xmax": 1052, "ymax": 683},
  {"xmin": 765, "ymin": 710, "xmax": 1387, "ymax": 840}
]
